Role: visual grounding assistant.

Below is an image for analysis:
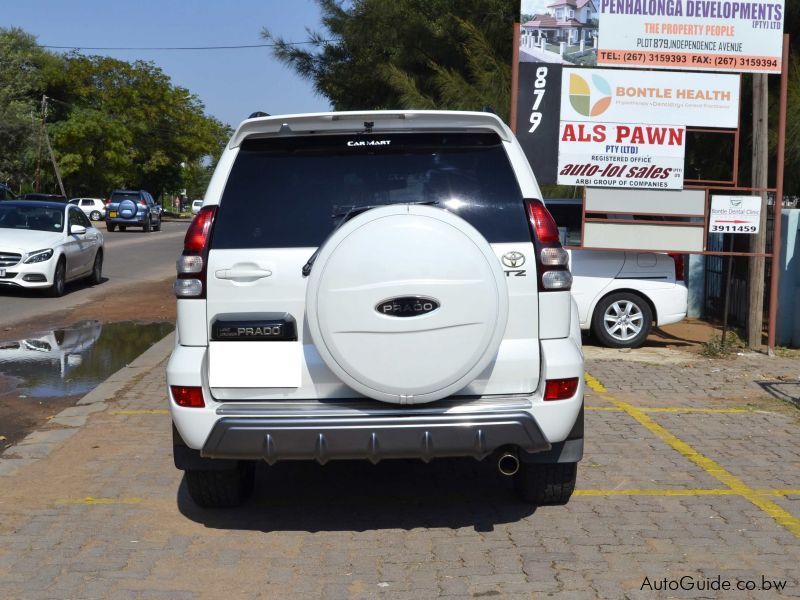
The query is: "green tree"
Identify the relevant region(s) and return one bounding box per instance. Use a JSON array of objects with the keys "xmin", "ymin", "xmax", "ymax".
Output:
[
  {"xmin": 0, "ymin": 27, "xmax": 64, "ymax": 191},
  {"xmin": 50, "ymin": 55, "xmax": 231, "ymax": 197},
  {"xmin": 0, "ymin": 29, "xmax": 230, "ymax": 198},
  {"xmin": 264, "ymin": 0, "xmax": 516, "ymax": 120}
]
